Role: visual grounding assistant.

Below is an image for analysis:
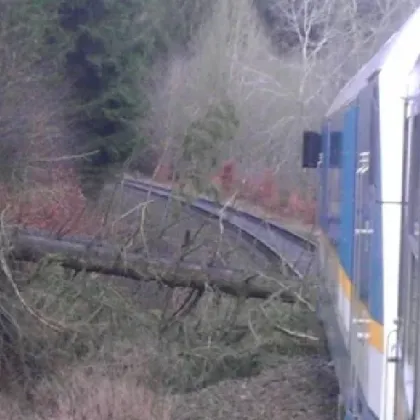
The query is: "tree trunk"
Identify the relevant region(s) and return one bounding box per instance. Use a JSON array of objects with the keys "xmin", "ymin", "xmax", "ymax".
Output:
[{"xmin": 7, "ymin": 229, "xmax": 296, "ymax": 302}]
